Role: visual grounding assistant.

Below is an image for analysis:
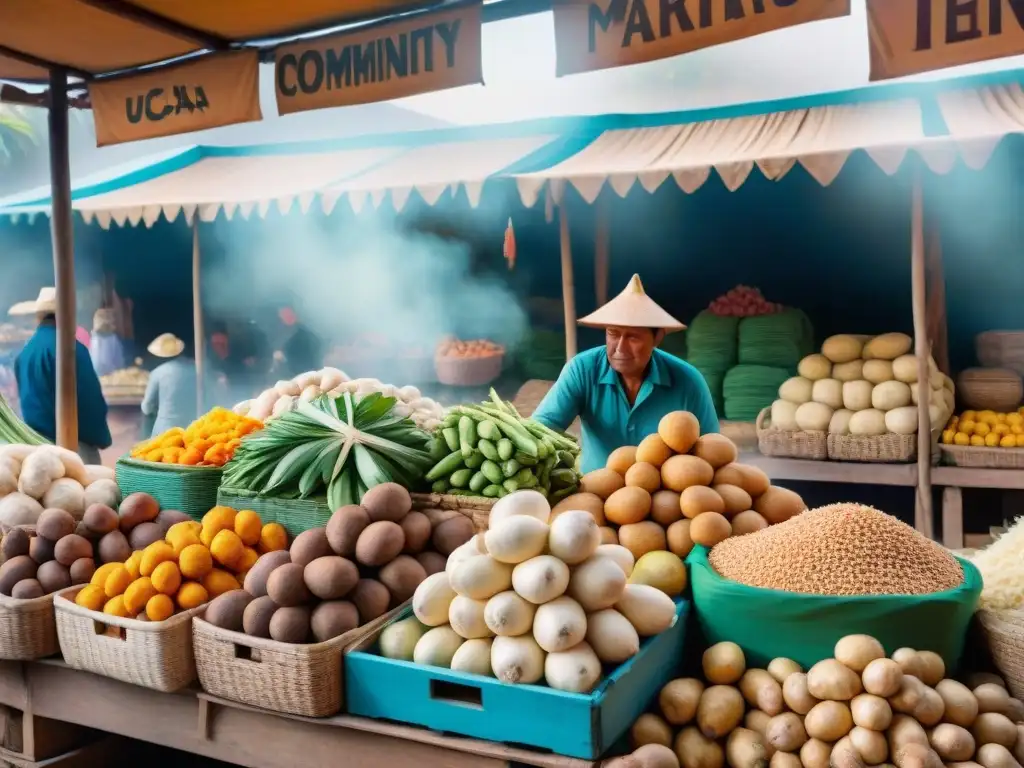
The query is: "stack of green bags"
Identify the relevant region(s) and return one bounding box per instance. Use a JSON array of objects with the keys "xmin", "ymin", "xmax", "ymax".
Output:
[
  {"xmin": 723, "ymin": 365, "xmax": 793, "ymax": 422},
  {"xmin": 686, "ymin": 311, "xmax": 740, "ymax": 417},
  {"xmin": 737, "ymin": 308, "xmax": 814, "ymax": 368}
]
